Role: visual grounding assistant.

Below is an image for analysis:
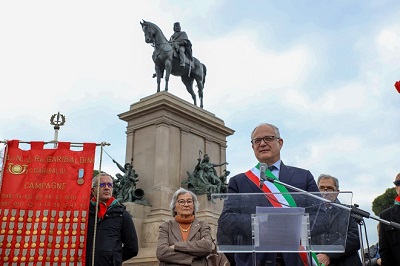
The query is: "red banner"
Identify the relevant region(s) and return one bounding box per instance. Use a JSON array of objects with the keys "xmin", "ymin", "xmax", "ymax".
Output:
[{"xmin": 0, "ymin": 140, "xmax": 96, "ymax": 265}]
